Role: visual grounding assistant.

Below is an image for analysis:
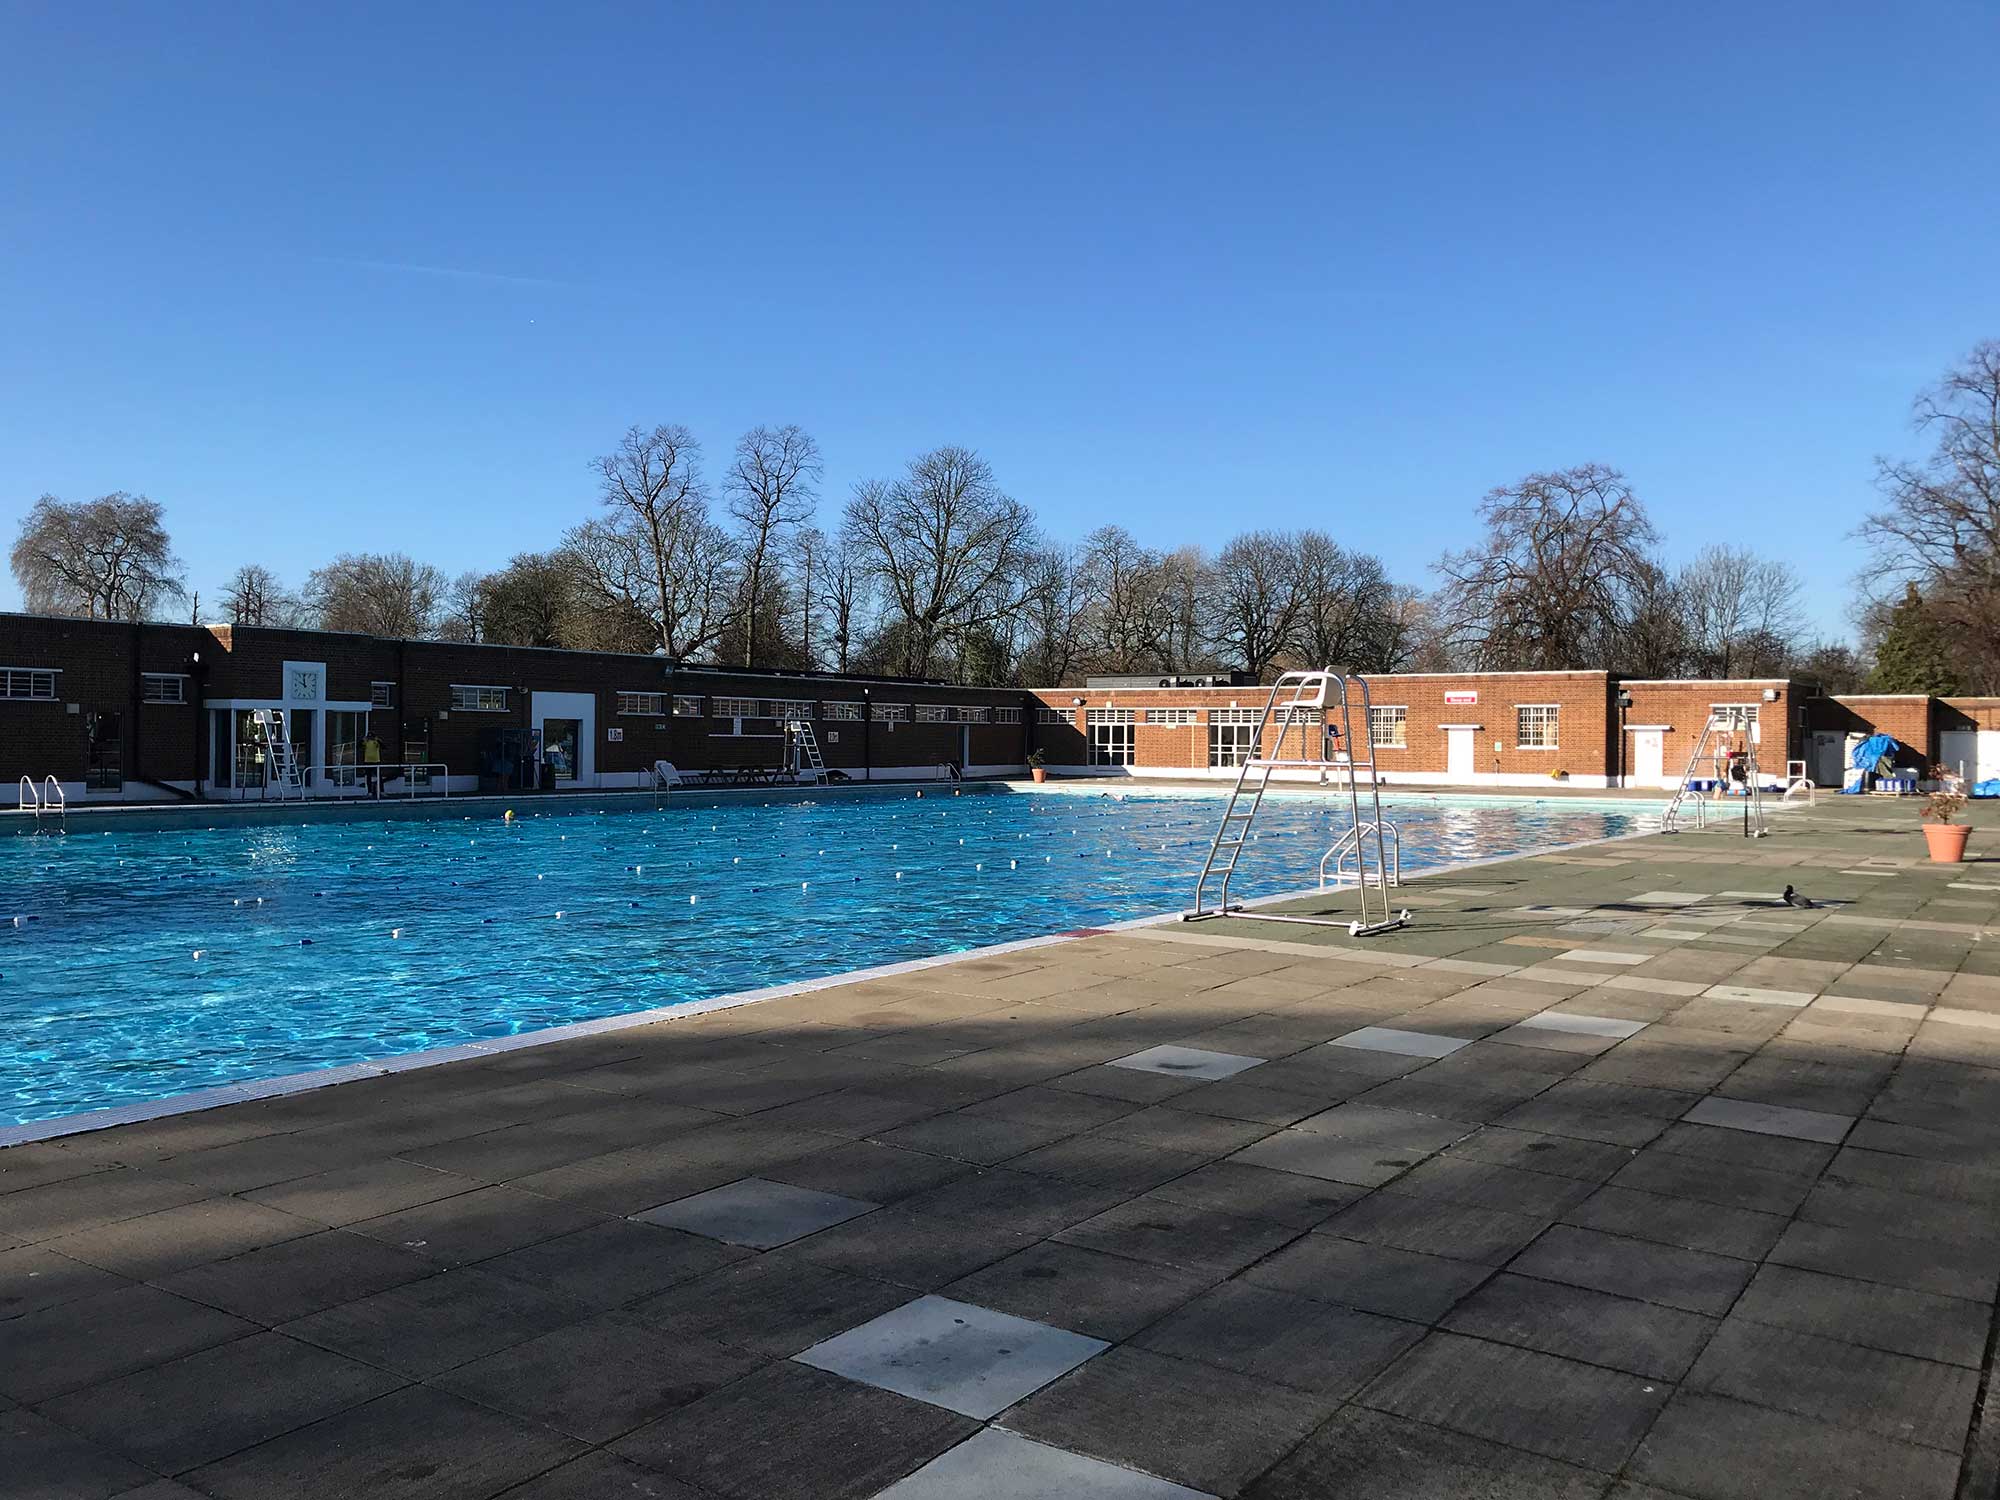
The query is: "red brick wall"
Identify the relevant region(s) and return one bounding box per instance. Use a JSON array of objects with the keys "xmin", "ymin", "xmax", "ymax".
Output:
[
  {"xmin": 1821, "ymin": 695, "xmax": 1934, "ymax": 767},
  {"xmin": 1618, "ymin": 681, "xmax": 1803, "ymax": 782}
]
